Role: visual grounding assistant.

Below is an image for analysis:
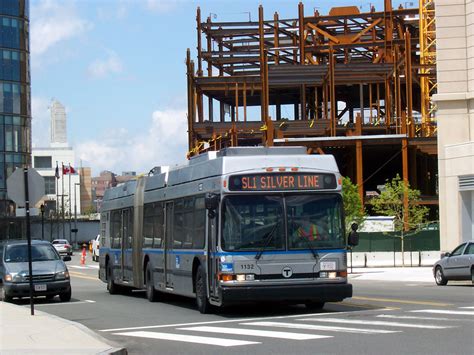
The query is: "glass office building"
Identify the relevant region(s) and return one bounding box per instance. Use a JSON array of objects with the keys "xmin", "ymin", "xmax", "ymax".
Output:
[{"xmin": 0, "ymin": 0, "xmax": 31, "ymax": 217}]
